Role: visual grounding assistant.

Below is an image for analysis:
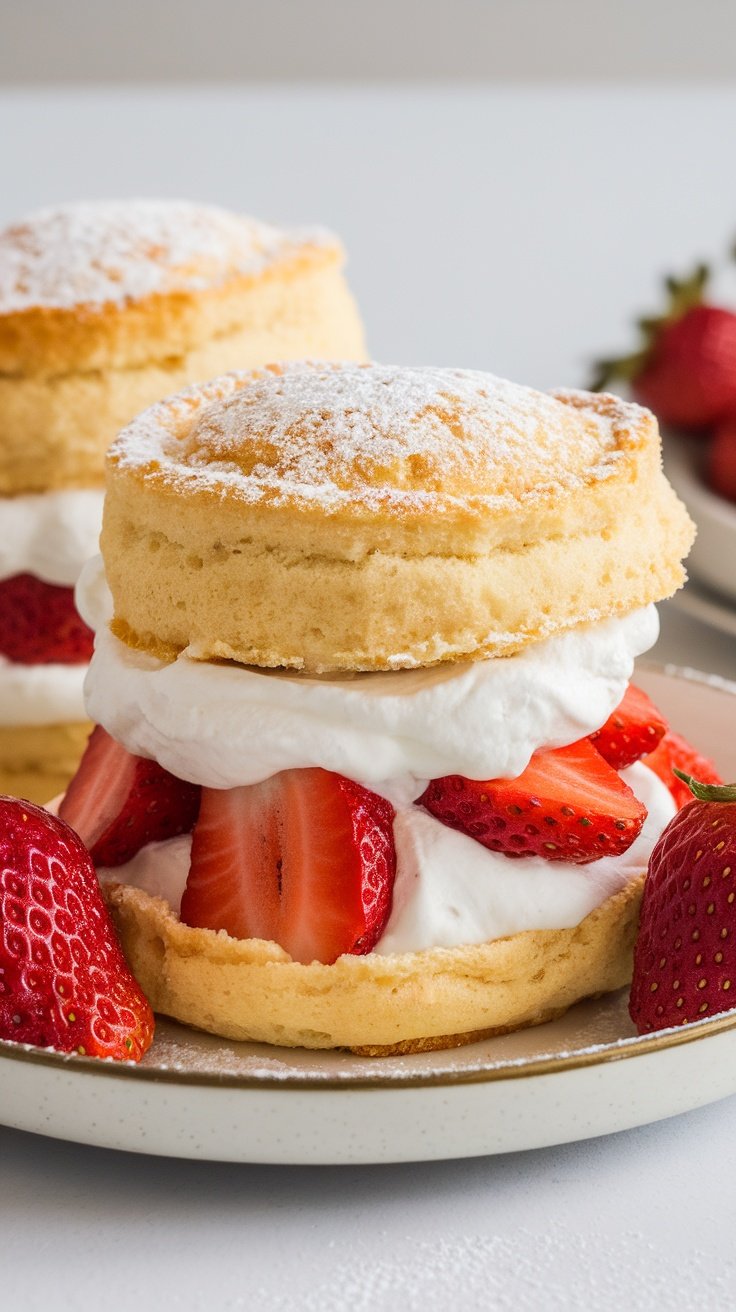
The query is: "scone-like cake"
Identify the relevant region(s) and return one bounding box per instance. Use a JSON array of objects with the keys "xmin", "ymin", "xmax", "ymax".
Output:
[
  {"xmin": 0, "ymin": 201, "xmax": 366, "ymax": 493},
  {"xmin": 63, "ymin": 362, "xmax": 698, "ymax": 1053},
  {"xmin": 101, "ymin": 362, "xmax": 693, "ymax": 672},
  {"xmin": 0, "ymin": 203, "xmax": 364, "ymax": 801}
]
